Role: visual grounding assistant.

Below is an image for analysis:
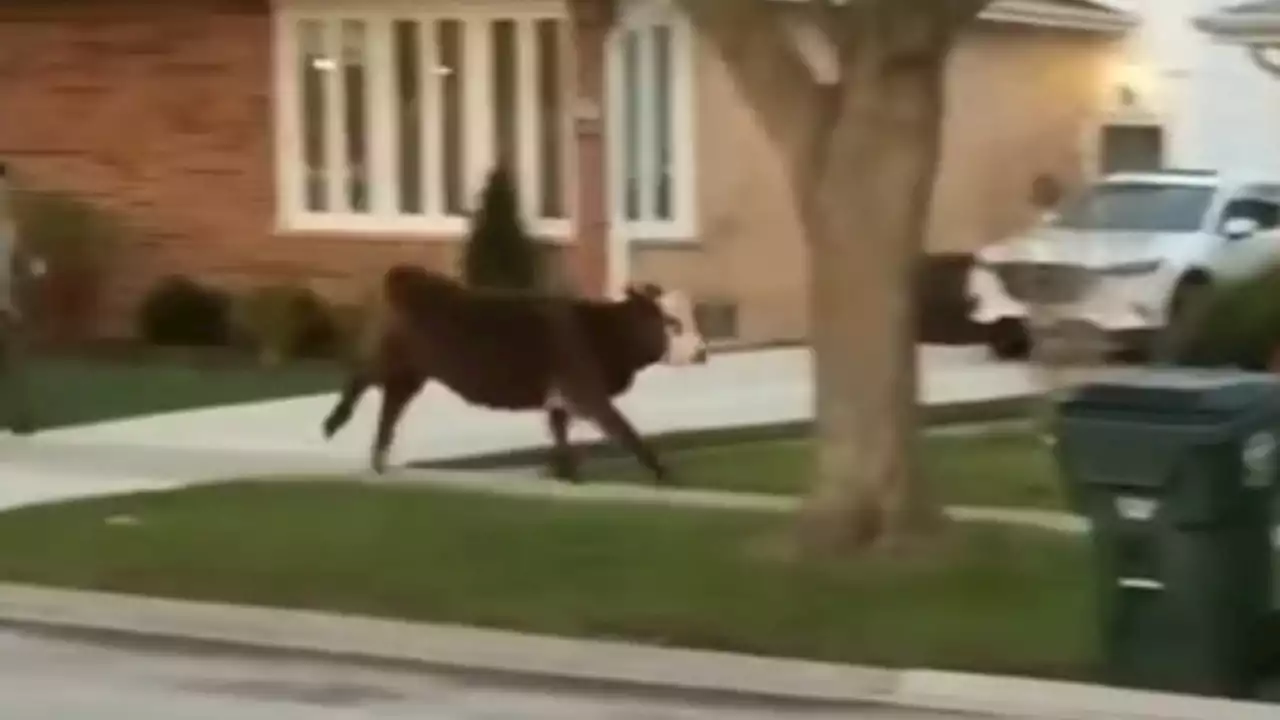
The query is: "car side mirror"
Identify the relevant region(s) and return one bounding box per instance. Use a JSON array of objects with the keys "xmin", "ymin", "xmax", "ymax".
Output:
[{"xmin": 1223, "ymin": 217, "xmax": 1260, "ymax": 240}]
